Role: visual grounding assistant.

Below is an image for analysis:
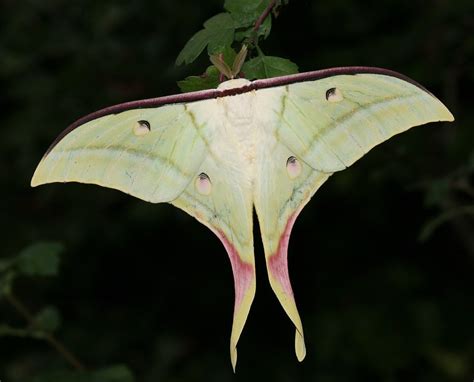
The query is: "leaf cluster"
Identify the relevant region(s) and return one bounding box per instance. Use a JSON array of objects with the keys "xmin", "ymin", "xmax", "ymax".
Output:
[
  {"xmin": 0, "ymin": 241, "xmax": 63, "ymax": 298},
  {"xmin": 0, "ymin": 242, "xmax": 64, "ymax": 339},
  {"xmin": 0, "ymin": 242, "xmax": 136, "ymax": 381},
  {"xmin": 175, "ymin": 0, "xmax": 297, "ymax": 92}
]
